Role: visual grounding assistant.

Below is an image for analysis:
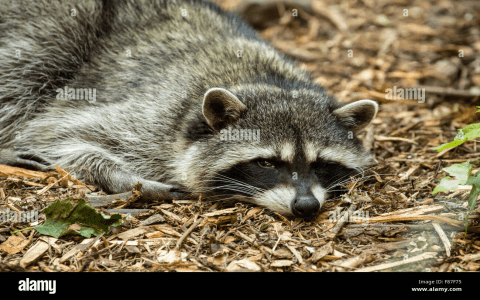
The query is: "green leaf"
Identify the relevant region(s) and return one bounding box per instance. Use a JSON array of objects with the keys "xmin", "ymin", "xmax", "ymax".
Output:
[
  {"xmin": 34, "ymin": 198, "xmax": 122, "ymax": 238},
  {"xmin": 461, "ymin": 123, "xmax": 480, "ymax": 140},
  {"xmin": 464, "ymin": 173, "xmax": 480, "ymax": 232},
  {"xmin": 433, "ymin": 140, "xmax": 466, "ymax": 152},
  {"xmin": 432, "ymin": 177, "xmax": 460, "ymax": 195},
  {"xmin": 442, "ymin": 162, "xmax": 472, "ymax": 184},
  {"xmin": 433, "ymin": 124, "xmax": 480, "ymax": 152},
  {"xmin": 466, "ymin": 173, "xmax": 480, "ymax": 212}
]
